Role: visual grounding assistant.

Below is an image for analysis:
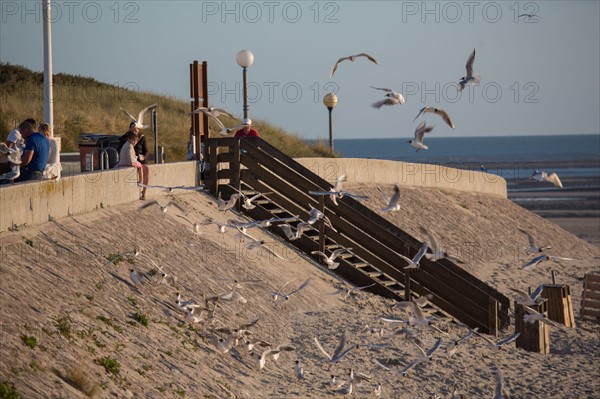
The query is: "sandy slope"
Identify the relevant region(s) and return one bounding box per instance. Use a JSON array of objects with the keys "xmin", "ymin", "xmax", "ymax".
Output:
[{"xmin": 1, "ymin": 185, "xmax": 599, "ymax": 399}]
